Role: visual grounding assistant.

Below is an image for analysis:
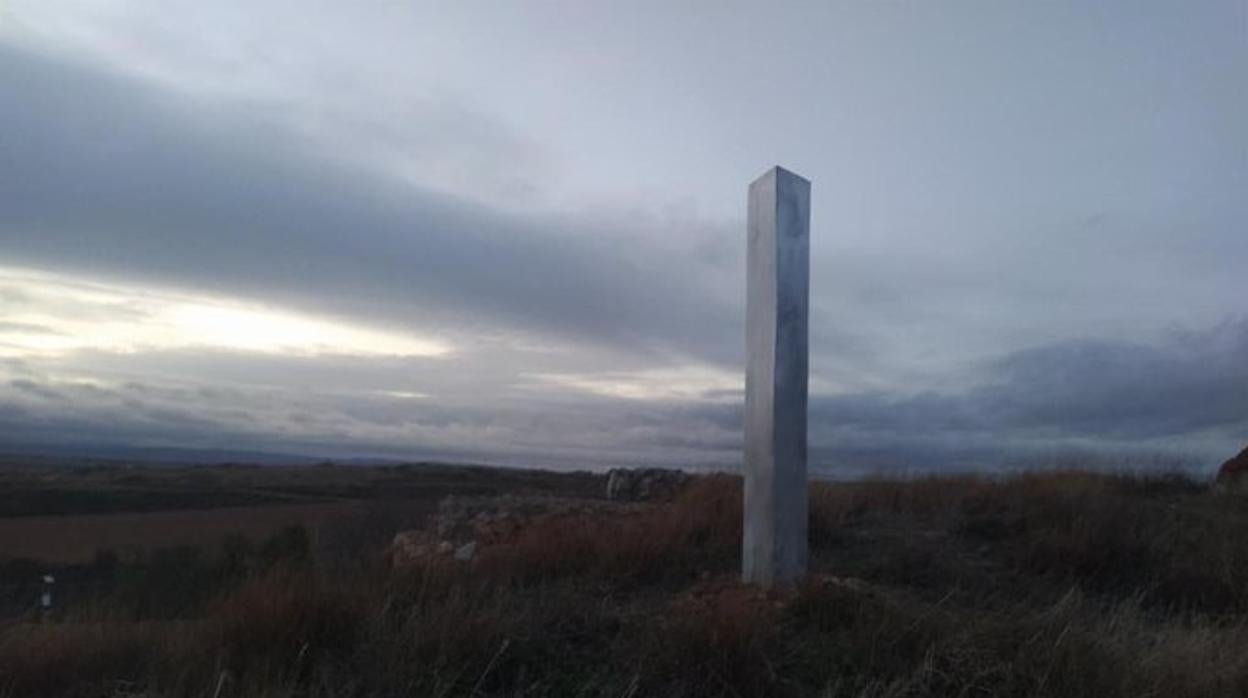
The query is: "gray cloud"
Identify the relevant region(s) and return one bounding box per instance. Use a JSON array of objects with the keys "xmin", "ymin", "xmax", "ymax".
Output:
[
  {"xmin": 0, "ymin": 44, "xmax": 743, "ymax": 367},
  {"xmin": 1, "ymin": 321, "xmax": 1244, "ymax": 472},
  {"xmin": 0, "ymin": 3, "xmax": 1243, "ymax": 473},
  {"xmin": 982, "ymin": 324, "xmax": 1248, "ymax": 439},
  {"xmin": 804, "ymin": 322, "xmax": 1248, "ymax": 471},
  {"xmin": 9, "ymin": 379, "xmax": 64, "ymax": 401}
]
